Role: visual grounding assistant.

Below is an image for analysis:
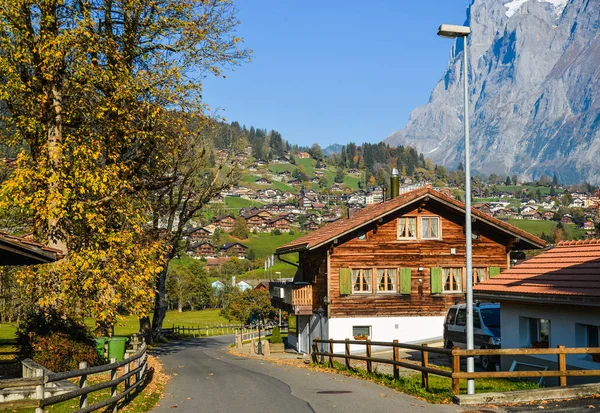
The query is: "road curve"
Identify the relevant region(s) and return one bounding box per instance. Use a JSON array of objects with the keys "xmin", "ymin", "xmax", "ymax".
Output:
[{"xmin": 148, "ymin": 336, "xmax": 461, "ymax": 413}]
